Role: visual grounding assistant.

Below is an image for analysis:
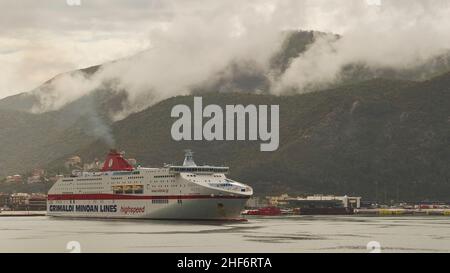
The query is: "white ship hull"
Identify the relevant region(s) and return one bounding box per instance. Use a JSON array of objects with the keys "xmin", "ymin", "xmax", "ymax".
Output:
[{"xmin": 47, "ymin": 196, "xmax": 249, "ymax": 220}]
